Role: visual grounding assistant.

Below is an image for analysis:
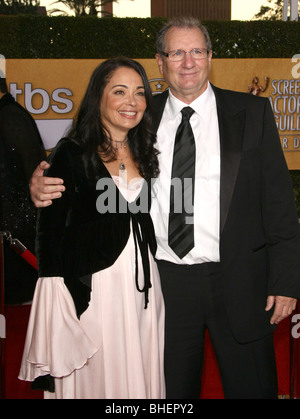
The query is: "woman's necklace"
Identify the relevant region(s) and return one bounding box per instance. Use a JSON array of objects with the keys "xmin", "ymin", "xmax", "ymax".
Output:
[
  {"xmin": 111, "ymin": 137, "xmax": 128, "ymax": 172},
  {"xmin": 117, "ymin": 155, "xmax": 128, "ymax": 172},
  {"xmin": 111, "ymin": 137, "xmax": 128, "ymax": 151}
]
